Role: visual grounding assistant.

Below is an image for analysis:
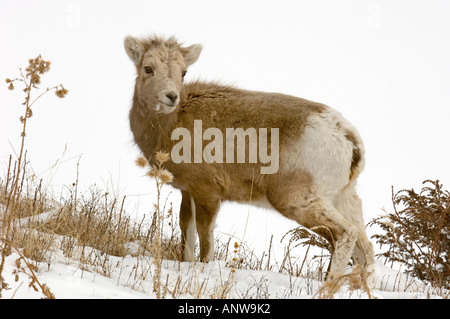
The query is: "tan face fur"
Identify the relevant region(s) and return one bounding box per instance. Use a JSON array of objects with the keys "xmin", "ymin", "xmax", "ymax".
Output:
[{"xmin": 124, "ymin": 36, "xmax": 202, "ymax": 114}]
